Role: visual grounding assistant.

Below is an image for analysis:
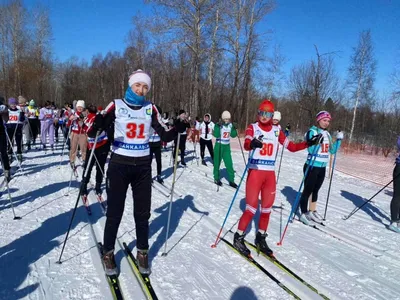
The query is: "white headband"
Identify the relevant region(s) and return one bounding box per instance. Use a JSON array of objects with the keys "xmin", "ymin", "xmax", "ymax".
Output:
[{"xmin": 128, "ymin": 69, "xmax": 151, "ymax": 90}]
